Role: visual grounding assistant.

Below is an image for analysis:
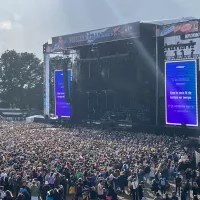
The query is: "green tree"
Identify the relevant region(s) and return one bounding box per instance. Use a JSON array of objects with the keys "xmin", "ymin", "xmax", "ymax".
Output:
[{"xmin": 0, "ymin": 50, "xmax": 43, "ymax": 110}]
